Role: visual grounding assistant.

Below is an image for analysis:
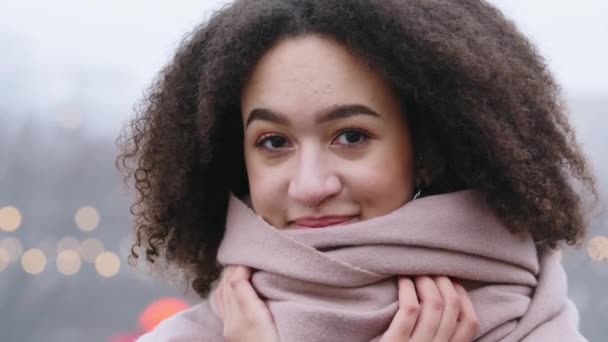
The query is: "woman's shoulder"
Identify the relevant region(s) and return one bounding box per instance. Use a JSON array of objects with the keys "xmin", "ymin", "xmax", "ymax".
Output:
[{"xmin": 137, "ymin": 299, "xmax": 223, "ymax": 342}]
